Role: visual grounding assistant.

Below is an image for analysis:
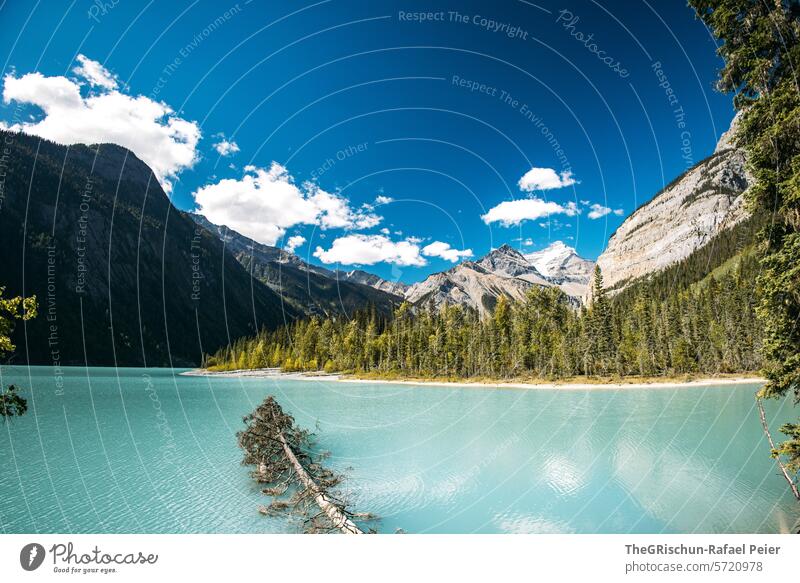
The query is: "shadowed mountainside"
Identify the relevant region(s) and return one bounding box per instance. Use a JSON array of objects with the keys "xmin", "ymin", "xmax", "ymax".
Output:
[{"xmin": 0, "ymin": 131, "xmax": 296, "ymax": 366}]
